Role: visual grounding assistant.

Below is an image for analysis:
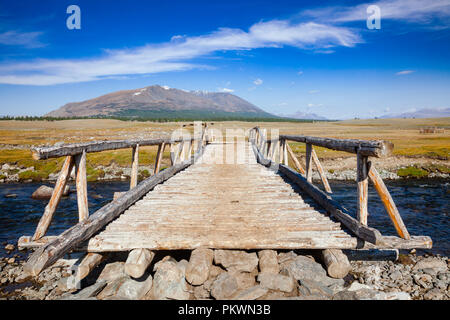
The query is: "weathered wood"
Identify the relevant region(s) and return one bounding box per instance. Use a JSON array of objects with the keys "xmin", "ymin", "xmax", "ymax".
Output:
[
  {"xmin": 113, "ymin": 192, "xmax": 126, "ymax": 201},
  {"xmin": 356, "ymin": 152, "xmax": 369, "ymax": 225},
  {"xmin": 286, "ymin": 143, "xmax": 305, "ymax": 175},
  {"xmin": 343, "ymin": 249, "xmax": 399, "ymax": 261},
  {"xmin": 130, "ymin": 144, "xmax": 139, "ymax": 189},
  {"xmin": 33, "ymin": 156, "xmax": 74, "ymax": 240},
  {"xmin": 283, "ymin": 139, "xmax": 288, "ymax": 166},
  {"xmin": 311, "ymin": 148, "xmax": 332, "ymax": 193},
  {"xmin": 368, "ymin": 166, "xmax": 410, "ymax": 239},
  {"xmin": 31, "ymin": 137, "xmax": 194, "ymax": 160},
  {"xmin": 281, "ymin": 134, "xmax": 393, "ymax": 158},
  {"xmin": 77, "ymin": 253, "xmax": 105, "ymax": 281},
  {"xmin": 154, "ymin": 143, "xmax": 165, "ymax": 174},
  {"xmin": 75, "ymin": 150, "xmax": 89, "ymax": 222},
  {"xmin": 320, "ymin": 249, "xmax": 351, "ymax": 279},
  {"xmin": 124, "ymin": 248, "xmax": 155, "ymax": 278},
  {"xmin": 305, "ymin": 143, "xmax": 313, "ymax": 183},
  {"xmin": 23, "ymin": 157, "xmax": 196, "ymax": 277}
]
